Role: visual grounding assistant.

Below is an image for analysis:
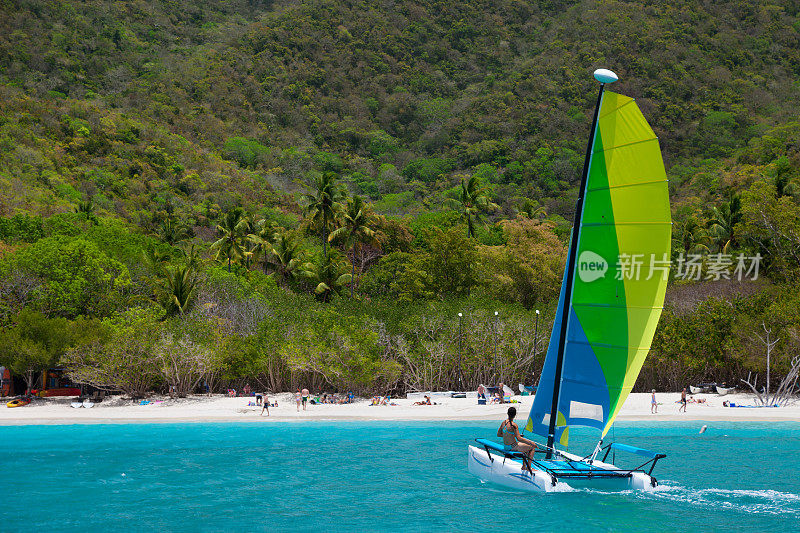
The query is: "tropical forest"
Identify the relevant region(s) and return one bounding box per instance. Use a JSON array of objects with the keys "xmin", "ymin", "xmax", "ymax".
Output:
[{"xmin": 1, "ymin": 0, "xmax": 800, "ymax": 397}]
